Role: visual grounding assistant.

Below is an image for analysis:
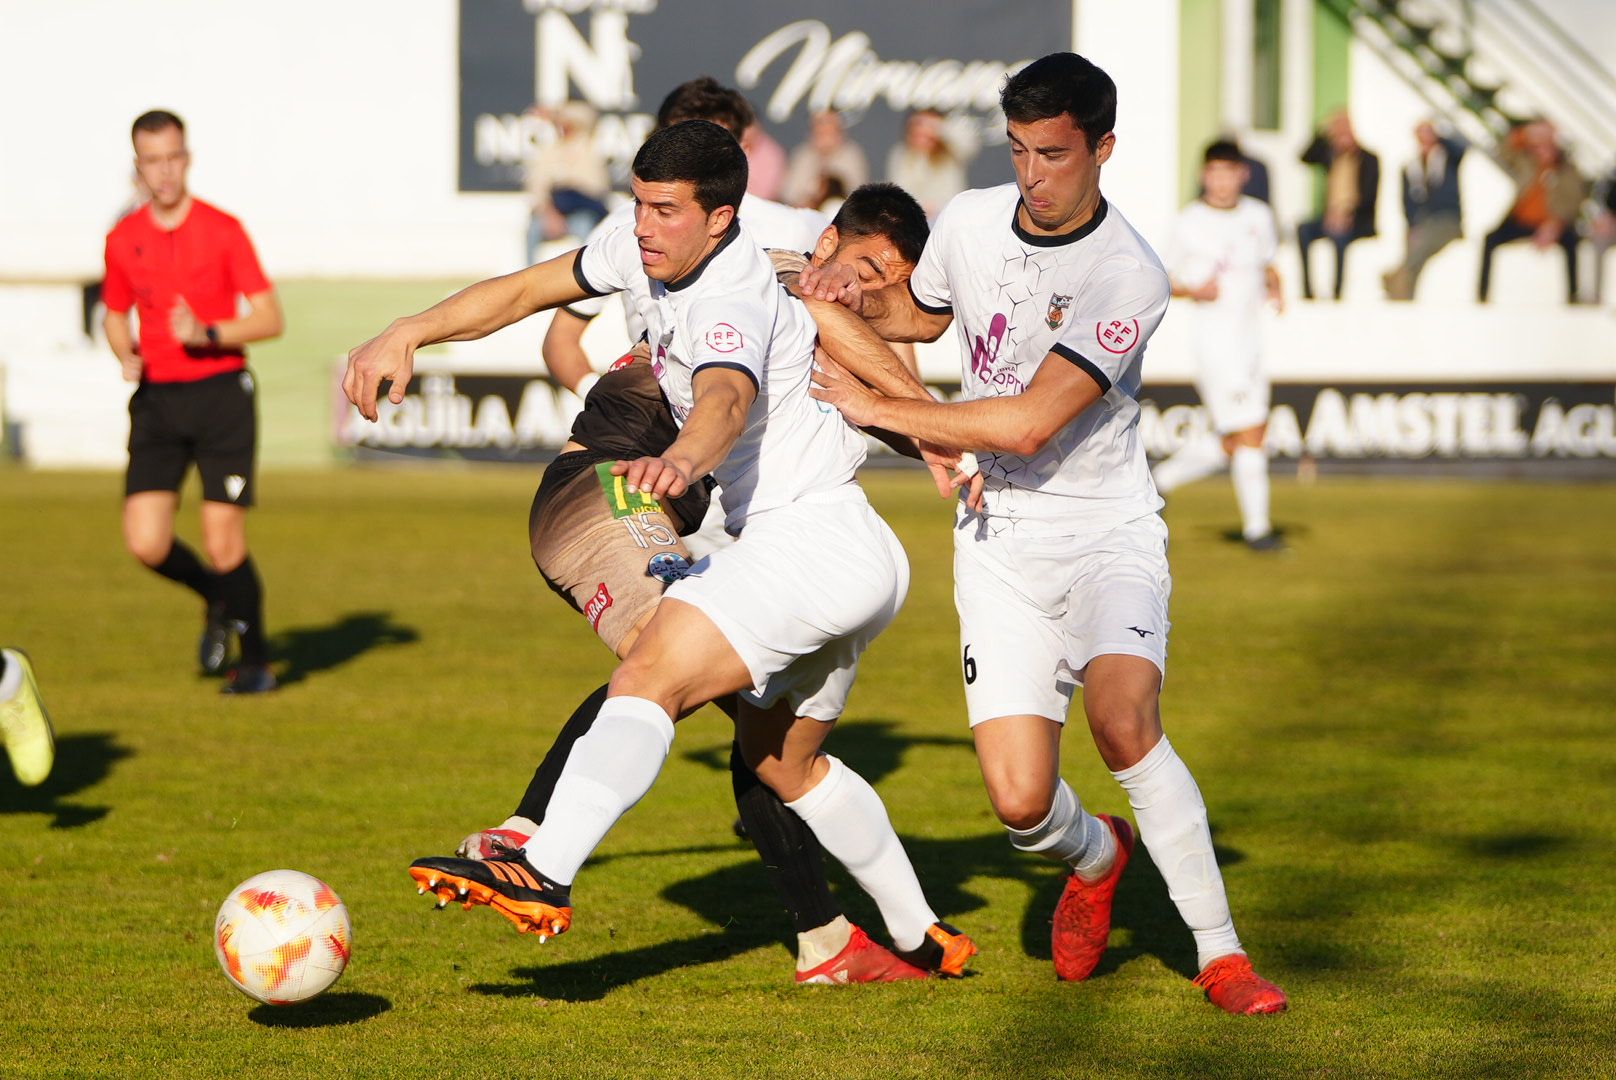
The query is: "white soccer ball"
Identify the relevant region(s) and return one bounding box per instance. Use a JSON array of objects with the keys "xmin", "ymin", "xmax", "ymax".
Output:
[{"xmin": 214, "ymin": 869, "xmax": 351, "ymax": 1006}]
